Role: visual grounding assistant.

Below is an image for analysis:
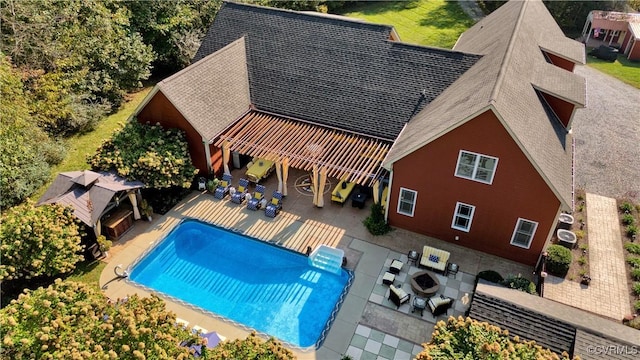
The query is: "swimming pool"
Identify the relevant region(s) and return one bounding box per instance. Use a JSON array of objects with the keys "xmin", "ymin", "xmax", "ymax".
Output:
[{"xmin": 128, "ymin": 219, "xmax": 352, "ymax": 349}]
